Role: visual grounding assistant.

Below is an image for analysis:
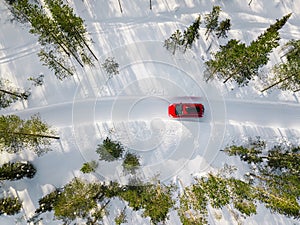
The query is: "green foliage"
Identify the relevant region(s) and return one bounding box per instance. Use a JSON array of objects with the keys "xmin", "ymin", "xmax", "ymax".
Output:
[
  {"xmin": 122, "ymin": 152, "xmax": 140, "ymax": 172},
  {"xmin": 119, "ymin": 182, "xmax": 175, "ymax": 224},
  {"xmin": 164, "ymin": 29, "xmax": 184, "ymax": 55},
  {"xmin": 35, "ymin": 189, "xmax": 61, "ymax": 214},
  {"xmin": 204, "ymin": 5, "xmax": 221, "ymax": 38},
  {"xmin": 216, "ymin": 18, "xmax": 231, "ymax": 38},
  {"xmin": 199, "ymin": 174, "xmax": 231, "ymax": 208},
  {"xmin": 0, "ymin": 114, "xmax": 57, "ymax": 155},
  {"xmin": 164, "ymin": 15, "xmax": 202, "ymax": 54},
  {"xmin": 80, "ymin": 161, "xmax": 98, "ymax": 173},
  {"xmin": 183, "ymin": 15, "xmax": 201, "ymax": 51},
  {"xmin": 0, "ymin": 161, "xmax": 36, "ymax": 180},
  {"xmin": 179, "ymin": 182, "xmax": 208, "ymax": 225},
  {"xmin": 10, "ymin": 0, "xmax": 96, "ymax": 79},
  {"xmin": 0, "ymin": 197, "xmax": 22, "ymax": 216},
  {"xmin": 114, "ymin": 208, "xmax": 127, "ymax": 225},
  {"xmin": 53, "ymin": 178, "xmax": 104, "ymax": 222},
  {"xmin": 28, "ymin": 74, "xmax": 44, "ymax": 87},
  {"xmin": 206, "ymin": 13, "xmax": 291, "ymax": 86},
  {"xmin": 264, "ymin": 39, "xmax": 300, "ymax": 92},
  {"xmin": 102, "ymin": 57, "xmax": 120, "ymax": 79},
  {"xmin": 228, "ymin": 178, "xmax": 257, "ymax": 216},
  {"xmin": 0, "ymin": 78, "xmax": 30, "ymax": 109},
  {"xmin": 224, "ymin": 139, "xmax": 300, "ymax": 219},
  {"xmin": 96, "ymin": 137, "xmax": 125, "ymax": 161},
  {"xmin": 223, "ymin": 145, "xmax": 263, "ymax": 164}
]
